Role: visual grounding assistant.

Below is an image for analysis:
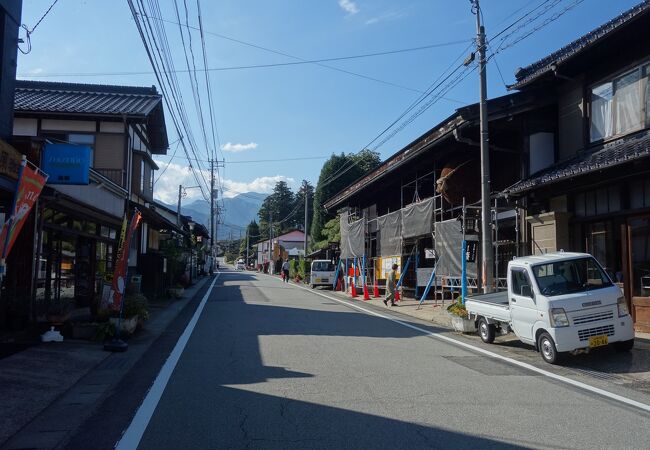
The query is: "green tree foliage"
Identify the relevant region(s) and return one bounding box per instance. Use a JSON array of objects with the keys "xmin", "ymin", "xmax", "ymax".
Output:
[
  {"xmin": 311, "ymin": 149, "xmax": 380, "ymax": 246},
  {"xmin": 239, "ymin": 220, "xmax": 260, "ymax": 262},
  {"xmin": 257, "ymin": 180, "xmax": 296, "ymax": 238},
  {"xmin": 316, "ymin": 215, "xmax": 341, "ymax": 249},
  {"xmin": 294, "ymin": 179, "xmax": 314, "ymax": 239}
]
